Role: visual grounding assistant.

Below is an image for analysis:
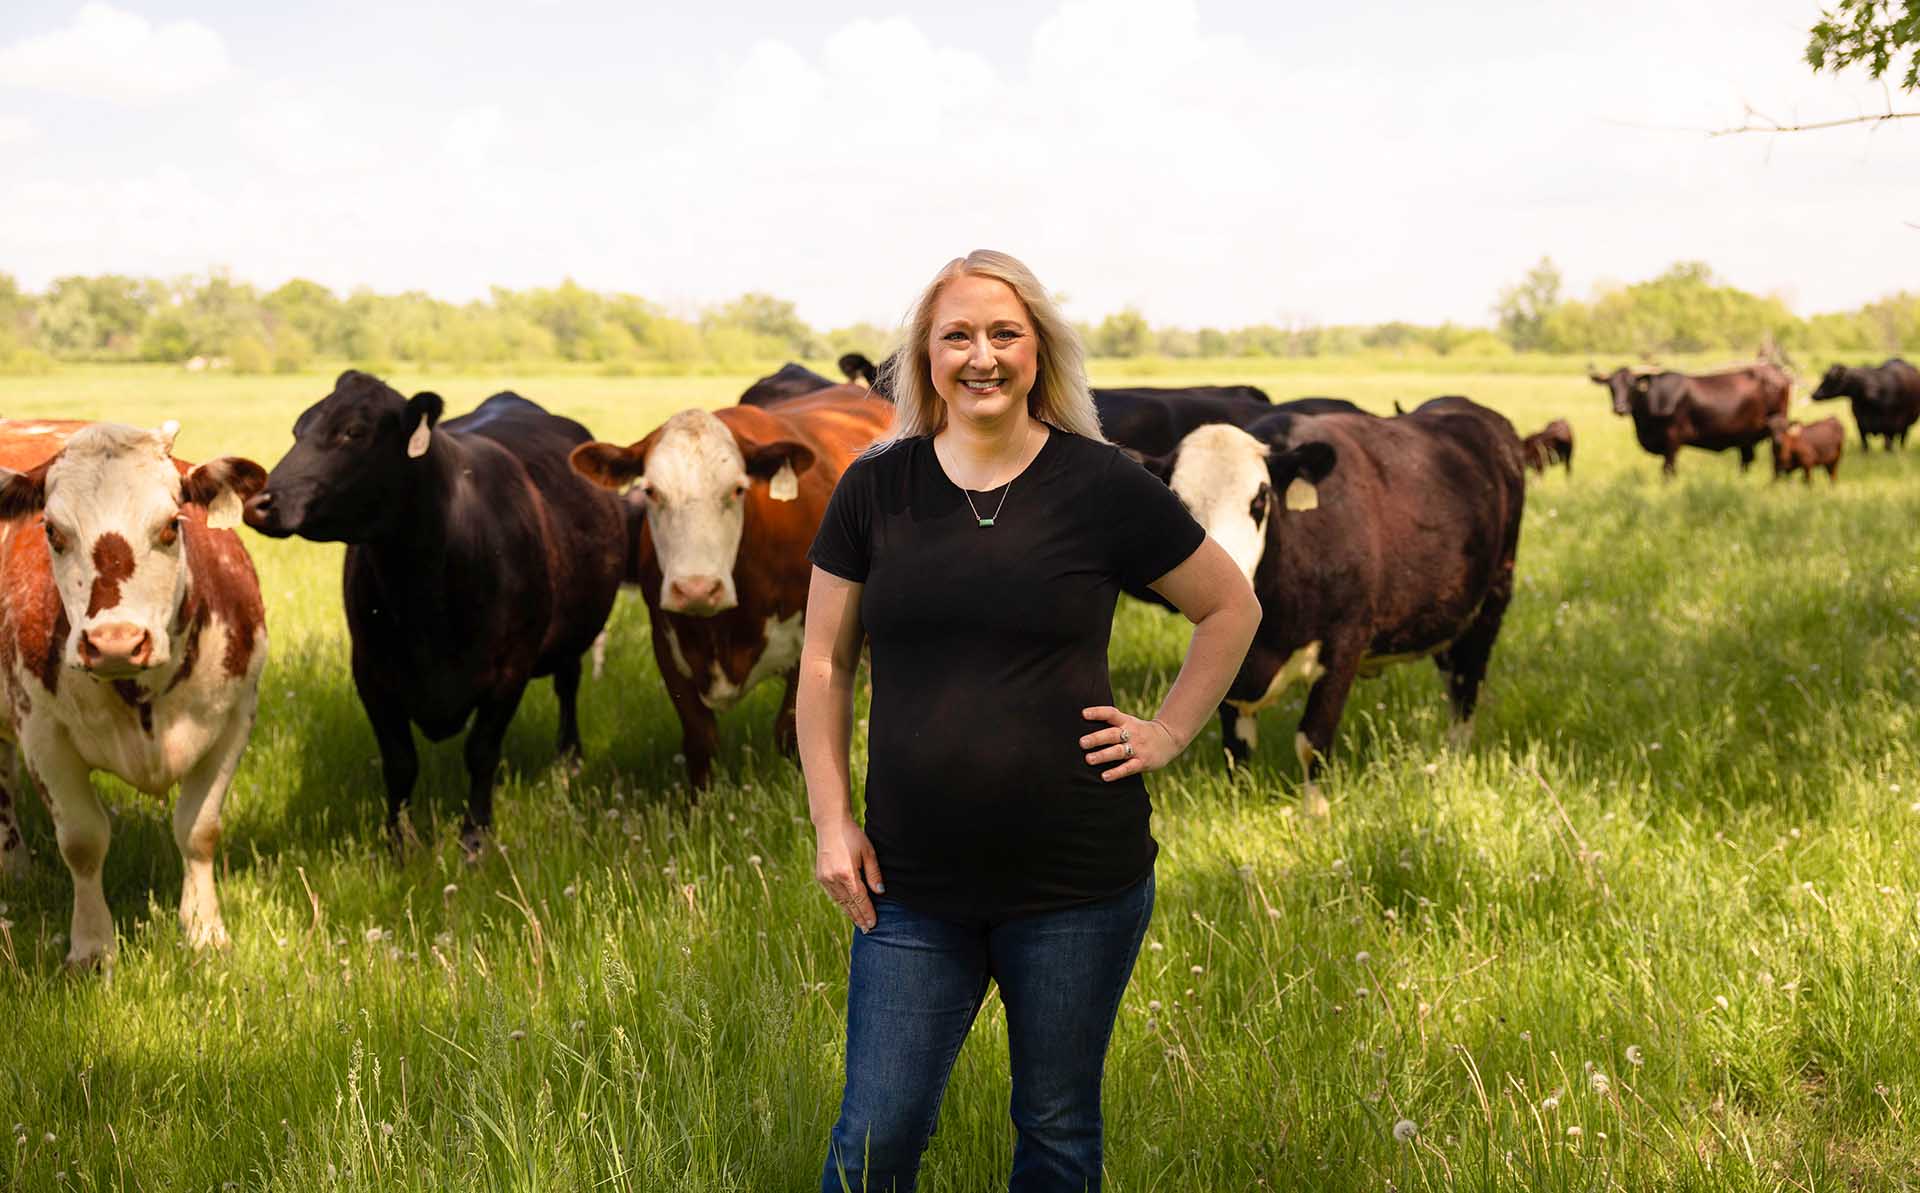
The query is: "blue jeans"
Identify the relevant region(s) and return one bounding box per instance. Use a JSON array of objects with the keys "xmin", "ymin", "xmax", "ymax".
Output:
[{"xmin": 820, "ymin": 871, "xmax": 1155, "ymax": 1193}]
